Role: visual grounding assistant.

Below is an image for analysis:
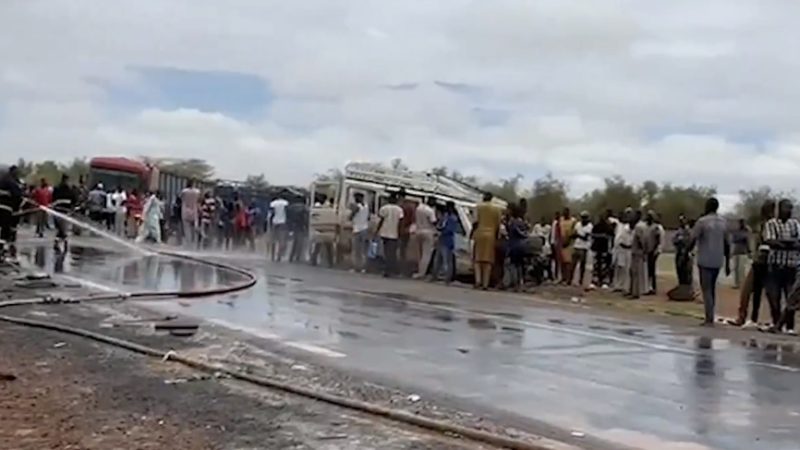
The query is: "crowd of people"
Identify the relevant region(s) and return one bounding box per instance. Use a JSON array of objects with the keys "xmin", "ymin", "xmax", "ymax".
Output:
[{"xmin": 3, "ymin": 163, "xmax": 800, "ymax": 336}]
